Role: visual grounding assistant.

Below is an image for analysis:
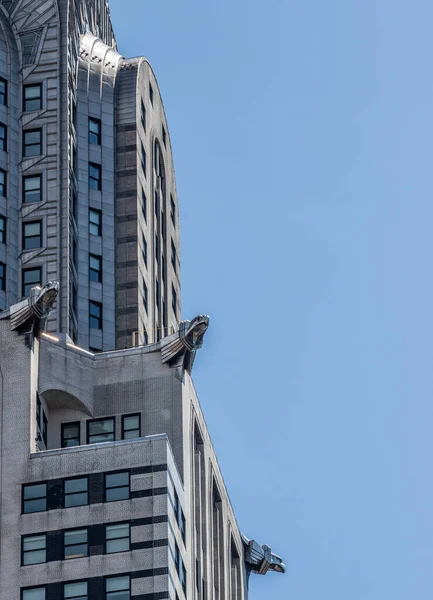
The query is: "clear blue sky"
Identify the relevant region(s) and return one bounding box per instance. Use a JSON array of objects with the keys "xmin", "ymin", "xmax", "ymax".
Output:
[{"xmin": 110, "ymin": 2, "xmax": 433, "ymax": 598}]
